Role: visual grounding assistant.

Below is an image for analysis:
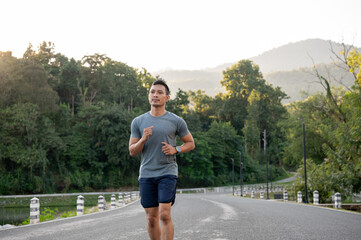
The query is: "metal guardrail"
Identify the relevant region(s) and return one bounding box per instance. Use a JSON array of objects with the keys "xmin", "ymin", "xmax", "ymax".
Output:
[
  {"xmin": 0, "ymin": 184, "xmax": 284, "ymax": 199},
  {"xmin": 0, "ymin": 191, "xmax": 138, "ymax": 199},
  {"xmin": 177, "ymin": 186, "xmax": 233, "ymax": 194}
]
